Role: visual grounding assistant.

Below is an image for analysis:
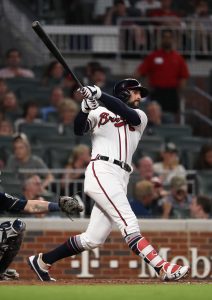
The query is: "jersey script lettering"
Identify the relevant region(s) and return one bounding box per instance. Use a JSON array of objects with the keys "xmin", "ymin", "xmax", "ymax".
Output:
[{"xmin": 98, "ymin": 112, "xmax": 135, "ymax": 131}]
